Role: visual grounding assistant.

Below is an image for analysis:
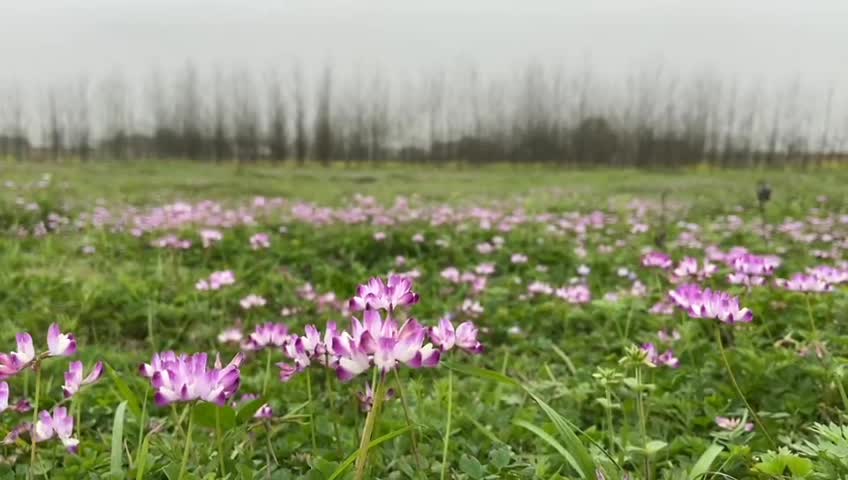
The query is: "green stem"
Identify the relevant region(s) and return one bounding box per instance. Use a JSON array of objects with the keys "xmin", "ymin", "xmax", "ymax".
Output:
[
  {"xmin": 325, "ymin": 354, "xmax": 341, "ymax": 455},
  {"xmin": 393, "ymin": 369, "xmax": 422, "ymax": 470},
  {"xmin": 440, "ymin": 369, "xmax": 453, "ymax": 480},
  {"xmin": 29, "ymin": 363, "xmax": 42, "ymax": 480},
  {"xmin": 635, "ymin": 366, "xmax": 650, "ymax": 480},
  {"xmin": 306, "ymin": 368, "xmax": 317, "ymax": 450},
  {"xmin": 262, "ymin": 349, "xmax": 272, "ymax": 397},
  {"xmin": 715, "ymin": 326, "xmax": 775, "ymax": 447},
  {"xmin": 216, "ymin": 407, "xmax": 226, "ymax": 476},
  {"xmin": 804, "ymin": 294, "xmax": 818, "ymax": 340},
  {"xmin": 355, "ymin": 374, "xmax": 386, "ymax": 480},
  {"xmin": 604, "ymin": 386, "xmax": 616, "ymax": 456},
  {"xmin": 147, "ymin": 303, "xmax": 156, "ymax": 351},
  {"xmin": 177, "ymin": 405, "xmax": 195, "ymax": 480},
  {"xmin": 134, "ymin": 385, "xmax": 149, "ymax": 468}
]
